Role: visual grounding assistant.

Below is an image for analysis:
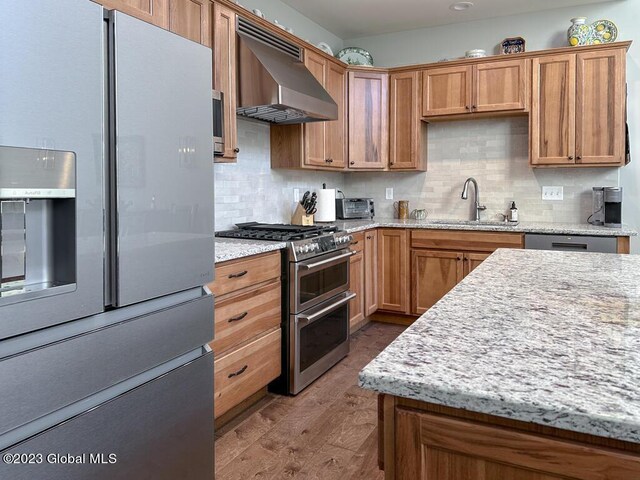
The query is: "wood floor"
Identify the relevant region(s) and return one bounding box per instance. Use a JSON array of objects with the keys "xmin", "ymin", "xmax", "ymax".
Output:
[{"xmin": 215, "ymin": 322, "xmax": 405, "ymax": 480}]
